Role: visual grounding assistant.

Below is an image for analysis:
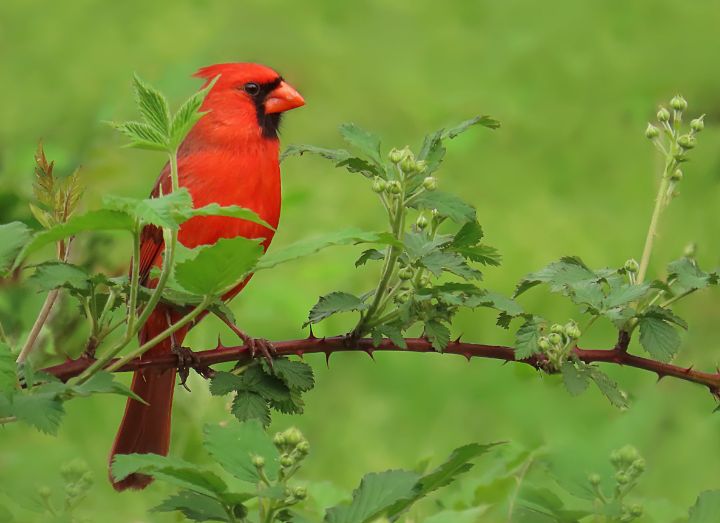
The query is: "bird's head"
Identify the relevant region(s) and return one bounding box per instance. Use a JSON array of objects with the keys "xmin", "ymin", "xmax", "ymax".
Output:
[{"xmin": 193, "ymin": 63, "xmax": 305, "ymax": 141}]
